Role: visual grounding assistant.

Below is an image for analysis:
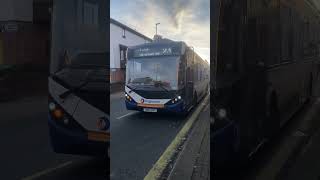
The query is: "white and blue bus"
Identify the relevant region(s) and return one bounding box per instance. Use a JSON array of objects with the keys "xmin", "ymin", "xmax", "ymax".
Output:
[
  {"xmin": 125, "ymin": 39, "xmax": 209, "ymax": 114},
  {"xmin": 48, "ymin": 0, "xmax": 109, "ymax": 157}
]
